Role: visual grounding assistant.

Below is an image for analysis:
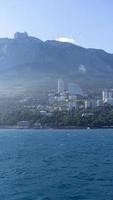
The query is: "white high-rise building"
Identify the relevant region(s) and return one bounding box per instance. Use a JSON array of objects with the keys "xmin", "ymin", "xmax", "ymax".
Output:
[
  {"xmin": 58, "ymin": 79, "xmax": 64, "ymax": 94},
  {"xmin": 102, "ymin": 89, "xmax": 108, "ymax": 102}
]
